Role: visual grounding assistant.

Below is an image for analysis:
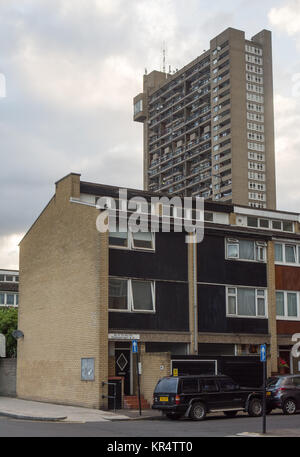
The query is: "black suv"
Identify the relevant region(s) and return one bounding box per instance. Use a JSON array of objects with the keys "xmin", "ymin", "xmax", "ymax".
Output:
[
  {"xmin": 266, "ymin": 375, "xmax": 300, "ymax": 415},
  {"xmin": 152, "ymin": 375, "xmax": 263, "ymax": 421}
]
